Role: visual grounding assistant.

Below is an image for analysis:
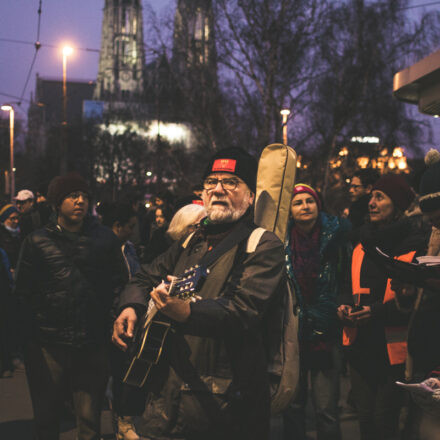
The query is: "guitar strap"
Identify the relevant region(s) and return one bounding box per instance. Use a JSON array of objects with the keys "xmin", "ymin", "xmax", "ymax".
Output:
[{"xmin": 197, "ymin": 222, "xmax": 256, "ymax": 269}]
